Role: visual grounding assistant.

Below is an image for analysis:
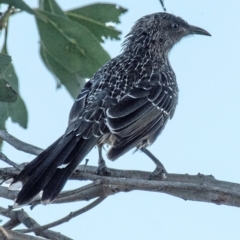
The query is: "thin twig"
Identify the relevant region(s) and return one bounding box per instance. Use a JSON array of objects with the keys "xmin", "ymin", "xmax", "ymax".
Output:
[
  {"xmin": 159, "ymin": 0, "xmax": 166, "ymax": 12},
  {"xmin": 54, "ymin": 181, "xmax": 104, "ymax": 203},
  {"xmin": 18, "ymin": 197, "xmax": 106, "ymax": 233},
  {"xmin": 0, "ymin": 226, "xmax": 45, "ymax": 240},
  {"xmin": 0, "ymin": 130, "xmax": 43, "ymax": 155},
  {"xmin": 0, "ymin": 152, "xmax": 21, "ymax": 170},
  {"xmin": 0, "ymin": 207, "xmax": 73, "ymax": 240}
]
